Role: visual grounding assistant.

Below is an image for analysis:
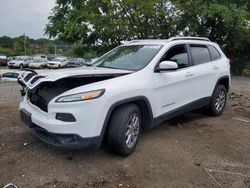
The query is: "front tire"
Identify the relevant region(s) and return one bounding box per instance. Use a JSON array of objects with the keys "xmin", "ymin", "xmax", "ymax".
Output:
[
  {"xmin": 19, "ymin": 64, "xmax": 23, "ymax": 70},
  {"xmin": 209, "ymin": 84, "xmax": 227, "ymax": 116},
  {"xmin": 108, "ymin": 104, "xmax": 142, "ymax": 156}
]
